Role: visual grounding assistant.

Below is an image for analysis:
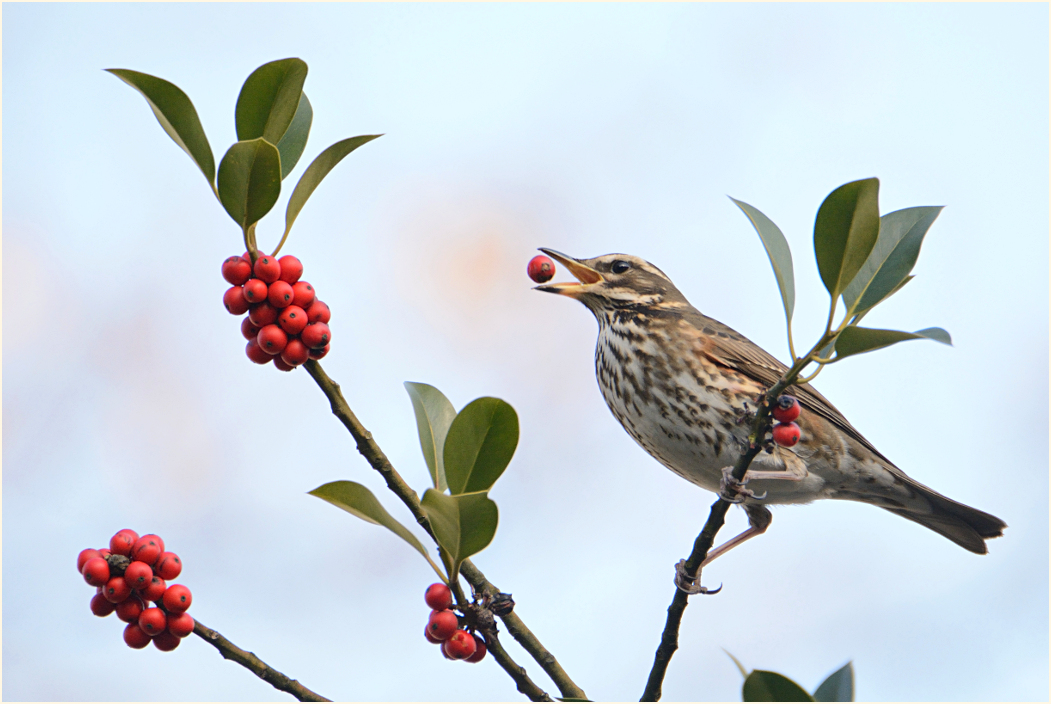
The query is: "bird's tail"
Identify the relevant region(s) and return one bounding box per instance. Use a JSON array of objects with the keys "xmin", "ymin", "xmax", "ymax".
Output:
[{"xmin": 882, "ymin": 490, "xmax": 1006, "ymax": 554}]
